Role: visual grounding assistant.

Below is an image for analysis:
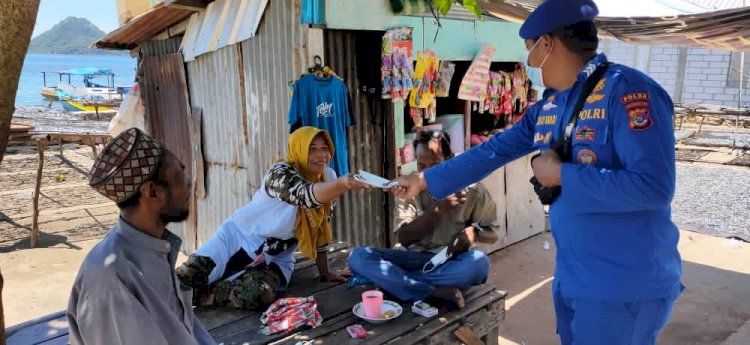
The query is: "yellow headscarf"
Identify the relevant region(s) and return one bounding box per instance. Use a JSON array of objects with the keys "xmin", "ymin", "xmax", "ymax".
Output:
[{"xmin": 286, "ymin": 127, "xmax": 335, "ymax": 260}]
